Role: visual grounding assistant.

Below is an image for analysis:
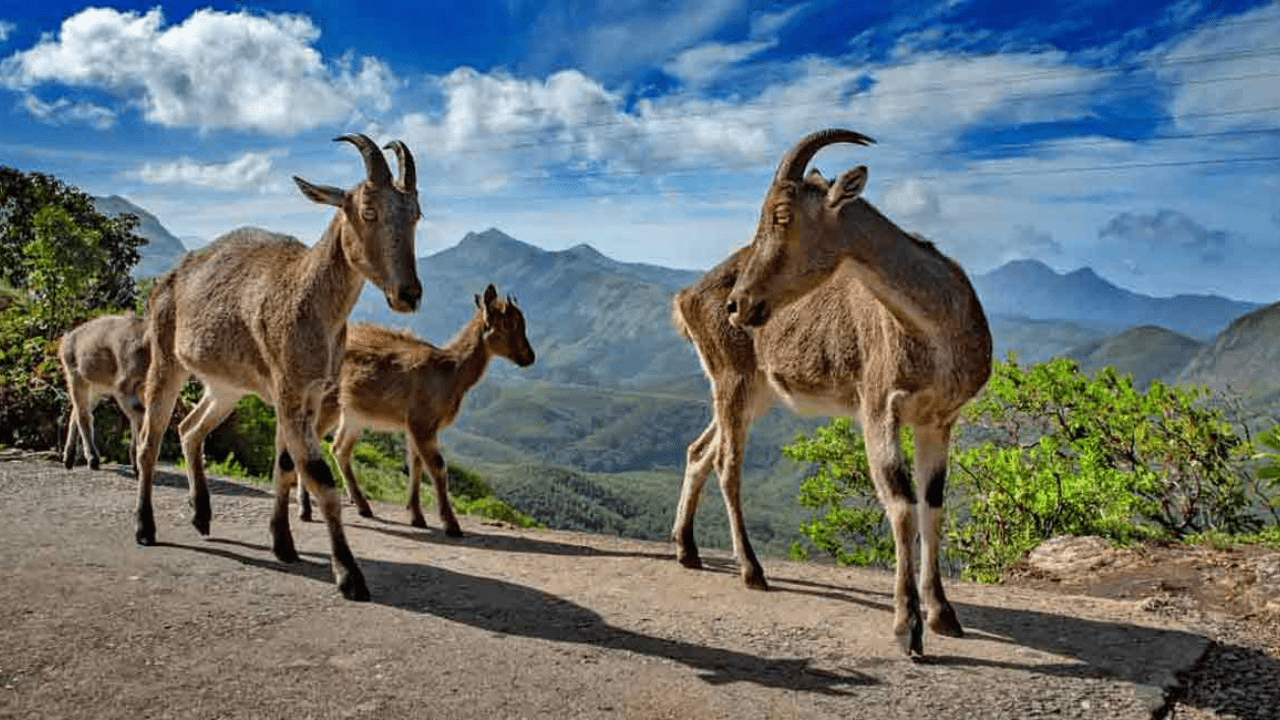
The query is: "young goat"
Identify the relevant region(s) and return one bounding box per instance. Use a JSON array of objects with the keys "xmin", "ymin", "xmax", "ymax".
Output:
[
  {"xmin": 58, "ymin": 313, "xmax": 150, "ymax": 472},
  {"xmin": 134, "ymin": 134, "xmax": 423, "ymax": 601},
  {"xmin": 301, "ymin": 285, "xmax": 535, "ymax": 533}
]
